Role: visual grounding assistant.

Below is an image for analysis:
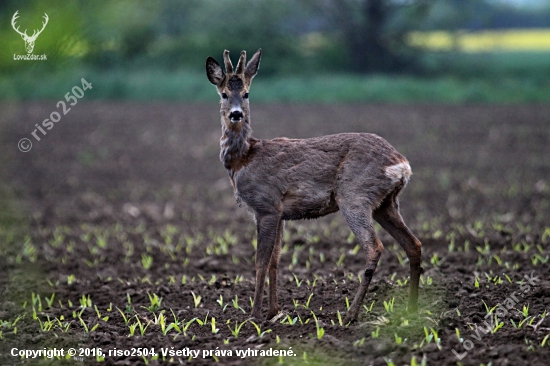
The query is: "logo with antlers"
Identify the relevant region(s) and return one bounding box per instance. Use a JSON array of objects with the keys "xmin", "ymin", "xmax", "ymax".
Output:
[{"xmin": 11, "ymin": 10, "xmax": 49, "ymax": 54}]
